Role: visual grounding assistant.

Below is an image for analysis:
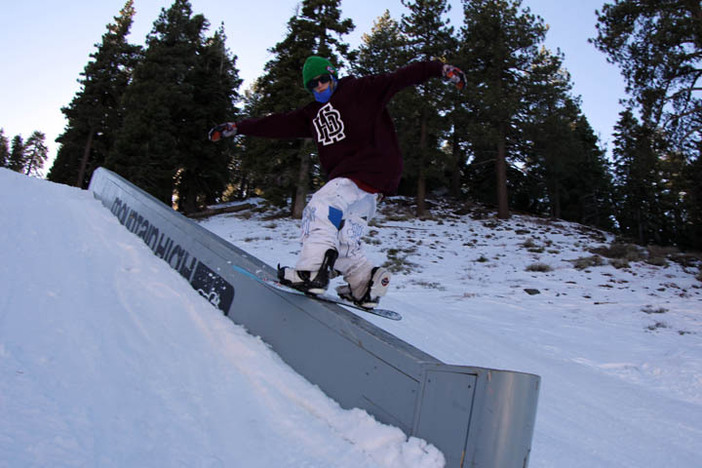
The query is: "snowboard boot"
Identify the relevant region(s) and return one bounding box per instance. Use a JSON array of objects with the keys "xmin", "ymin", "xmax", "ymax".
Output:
[
  {"xmin": 278, "ymin": 249, "xmax": 338, "ymax": 295},
  {"xmin": 336, "ymin": 266, "xmax": 391, "ymax": 309}
]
